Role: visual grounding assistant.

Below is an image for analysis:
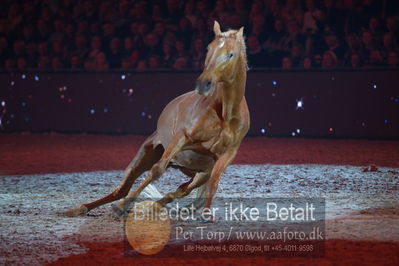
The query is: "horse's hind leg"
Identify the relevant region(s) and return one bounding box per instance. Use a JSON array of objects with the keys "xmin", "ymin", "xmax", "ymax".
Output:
[
  {"xmin": 190, "ymin": 183, "xmax": 207, "ymax": 209},
  {"xmin": 112, "ymin": 134, "xmax": 187, "ymax": 216},
  {"xmin": 157, "ymin": 172, "xmax": 210, "ymax": 207},
  {"xmin": 63, "ymin": 134, "xmax": 163, "ymax": 217},
  {"xmin": 177, "ymin": 168, "xmax": 208, "ymax": 209}
]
